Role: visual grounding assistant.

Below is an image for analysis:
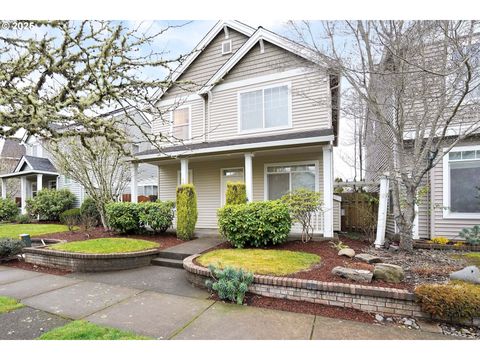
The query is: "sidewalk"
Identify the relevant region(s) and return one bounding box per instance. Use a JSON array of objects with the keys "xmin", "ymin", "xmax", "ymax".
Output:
[{"xmin": 0, "ymin": 265, "xmax": 454, "ymax": 340}]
